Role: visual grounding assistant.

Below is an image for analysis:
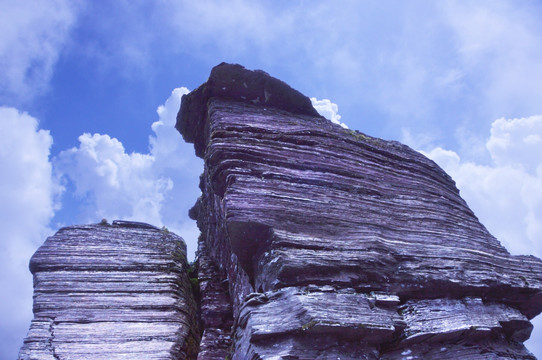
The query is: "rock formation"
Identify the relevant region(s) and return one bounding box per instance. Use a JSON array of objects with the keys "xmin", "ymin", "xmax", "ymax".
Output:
[
  {"xmin": 179, "ymin": 63, "xmax": 542, "ymax": 359},
  {"xmin": 18, "ymin": 220, "xmax": 199, "ymax": 360},
  {"xmin": 19, "ymin": 63, "xmax": 542, "ymax": 359}
]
